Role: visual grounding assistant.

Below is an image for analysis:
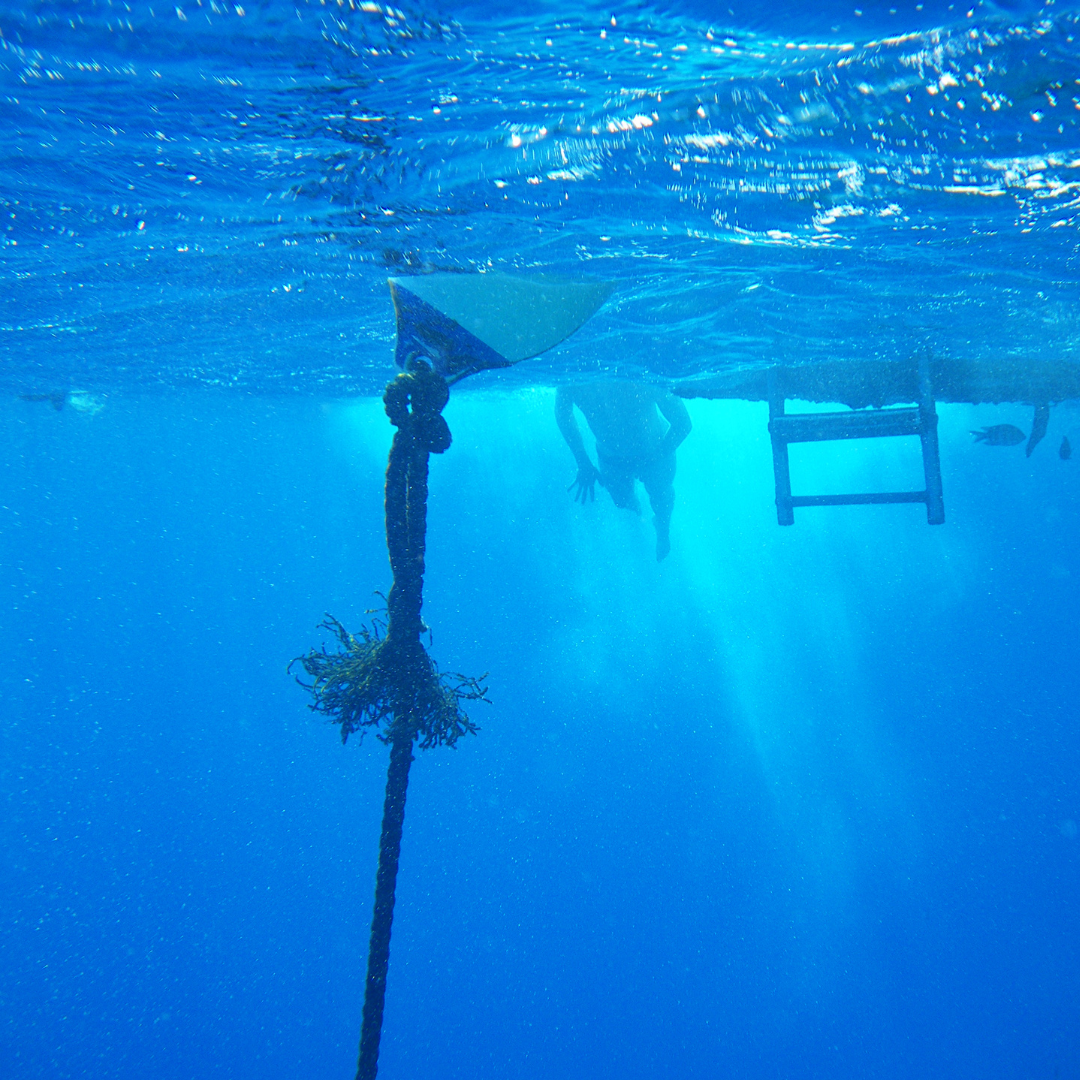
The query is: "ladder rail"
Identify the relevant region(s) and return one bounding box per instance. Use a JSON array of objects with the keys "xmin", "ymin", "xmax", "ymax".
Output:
[
  {"xmin": 918, "ymin": 356, "xmax": 946, "ymax": 525},
  {"xmin": 767, "ymin": 368, "xmax": 795, "ymax": 526}
]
